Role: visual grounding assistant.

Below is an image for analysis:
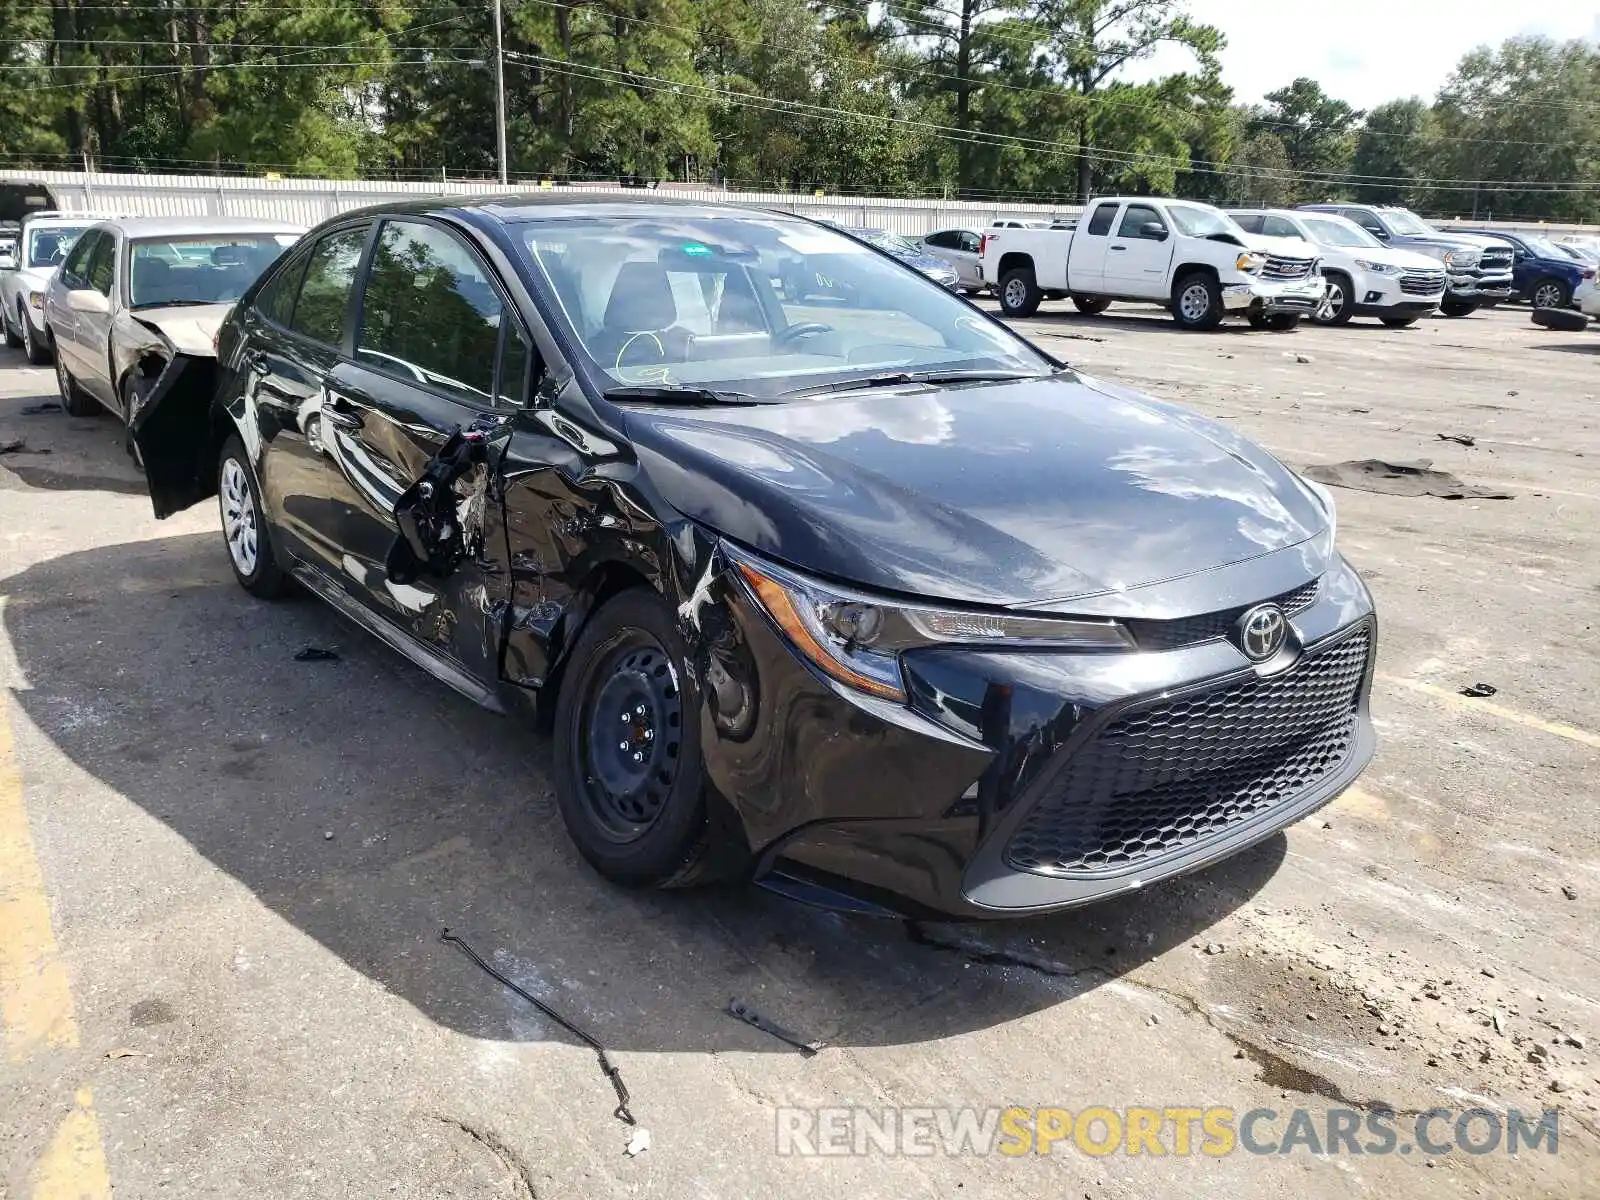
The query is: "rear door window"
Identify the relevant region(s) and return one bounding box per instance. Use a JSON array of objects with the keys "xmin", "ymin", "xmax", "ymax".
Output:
[
  {"xmin": 254, "ymin": 248, "xmax": 310, "ymax": 327},
  {"xmin": 1232, "ymin": 214, "xmax": 1263, "ymax": 233},
  {"xmin": 1262, "ymin": 215, "xmax": 1300, "ymax": 239},
  {"xmin": 289, "ymin": 226, "xmax": 367, "ymax": 347},
  {"xmin": 1086, "ymin": 203, "xmax": 1119, "ymax": 237}
]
